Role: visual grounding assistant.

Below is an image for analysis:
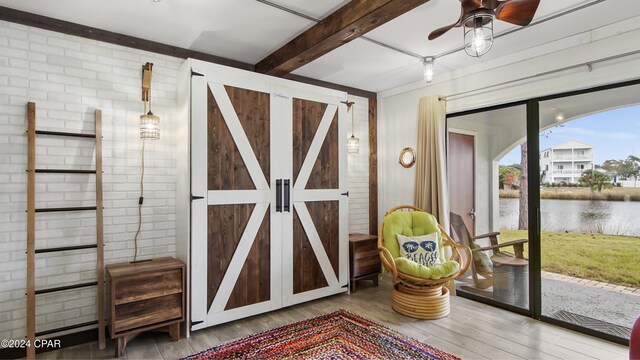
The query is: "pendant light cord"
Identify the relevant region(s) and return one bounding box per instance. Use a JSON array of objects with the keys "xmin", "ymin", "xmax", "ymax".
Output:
[
  {"xmin": 133, "ymin": 140, "xmax": 146, "ymax": 262},
  {"xmin": 351, "ymin": 104, "xmax": 355, "ymax": 136}
]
